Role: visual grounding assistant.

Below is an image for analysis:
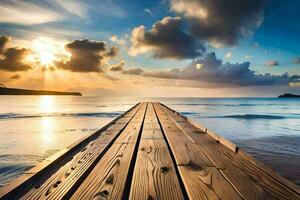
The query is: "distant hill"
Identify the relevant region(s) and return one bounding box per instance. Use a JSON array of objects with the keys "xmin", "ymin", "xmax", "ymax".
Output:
[
  {"xmin": 278, "ymin": 93, "xmax": 300, "ymax": 98},
  {"xmin": 0, "ymin": 87, "xmax": 82, "ymax": 96}
]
